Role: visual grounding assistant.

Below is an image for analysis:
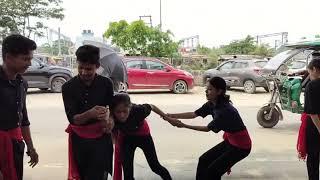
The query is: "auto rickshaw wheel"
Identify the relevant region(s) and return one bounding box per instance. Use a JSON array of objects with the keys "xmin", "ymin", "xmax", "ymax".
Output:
[{"xmin": 257, "ymin": 105, "xmax": 280, "ymax": 128}]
